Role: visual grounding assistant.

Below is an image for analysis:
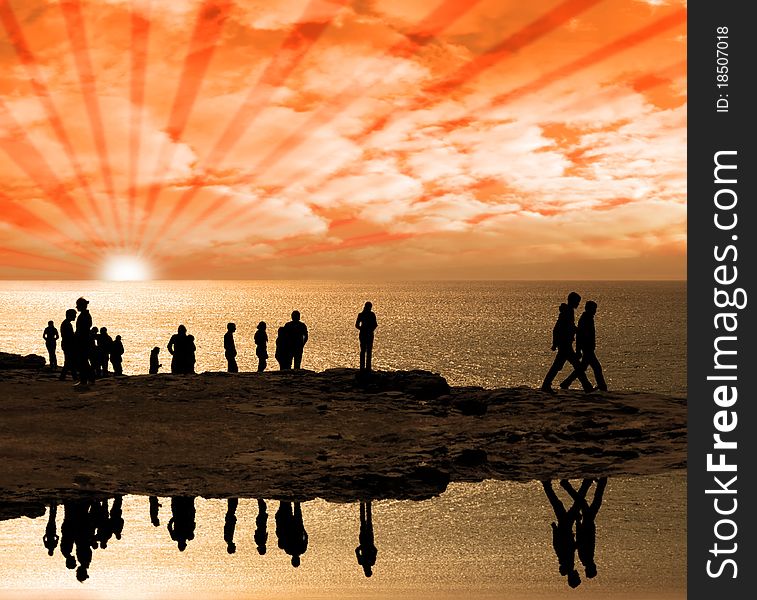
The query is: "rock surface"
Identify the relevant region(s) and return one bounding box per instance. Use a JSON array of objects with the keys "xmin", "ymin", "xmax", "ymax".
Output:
[{"xmin": 0, "ymin": 365, "xmax": 686, "ymax": 505}]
